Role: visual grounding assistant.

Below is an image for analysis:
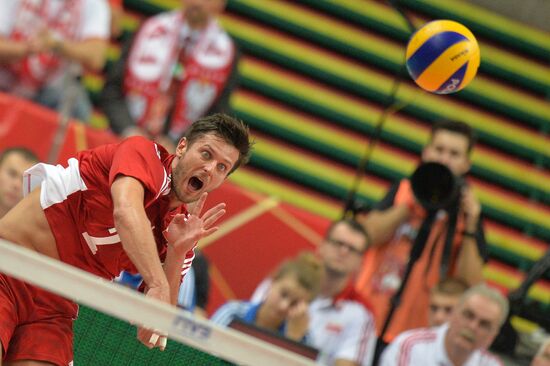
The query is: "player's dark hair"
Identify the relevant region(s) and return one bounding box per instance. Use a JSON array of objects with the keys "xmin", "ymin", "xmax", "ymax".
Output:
[
  {"xmin": 0, "ymin": 147, "xmax": 39, "ymax": 165},
  {"xmin": 184, "ymin": 113, "xmax": 252, "ymax": 174},
  {"xmin": 430, "ymin": 120, "xmax": 476, "ymax": 153}
]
